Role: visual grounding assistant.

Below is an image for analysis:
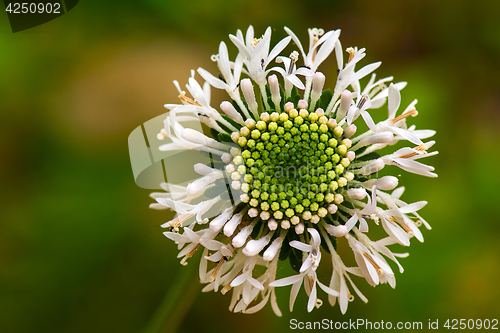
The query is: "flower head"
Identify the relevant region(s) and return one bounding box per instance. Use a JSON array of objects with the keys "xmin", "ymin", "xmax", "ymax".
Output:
[{"xmin": 145, "ymin": 26, "xmax": 437, "ymax": 314}]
